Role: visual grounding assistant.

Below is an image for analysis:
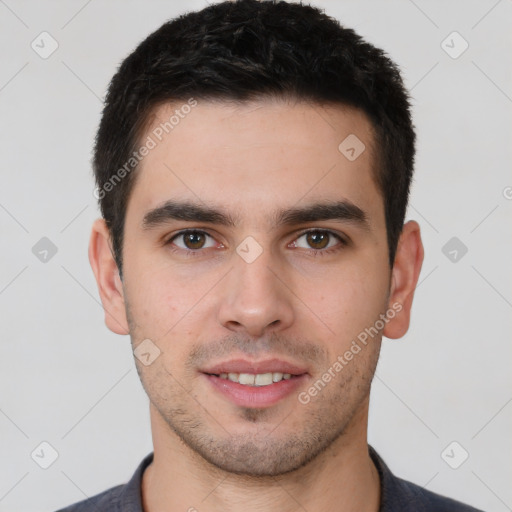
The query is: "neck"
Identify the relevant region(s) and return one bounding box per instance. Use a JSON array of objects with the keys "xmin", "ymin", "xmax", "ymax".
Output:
[{"xmin": 142, "ymin": 401, "xmax": 380, "ymax": 512}]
